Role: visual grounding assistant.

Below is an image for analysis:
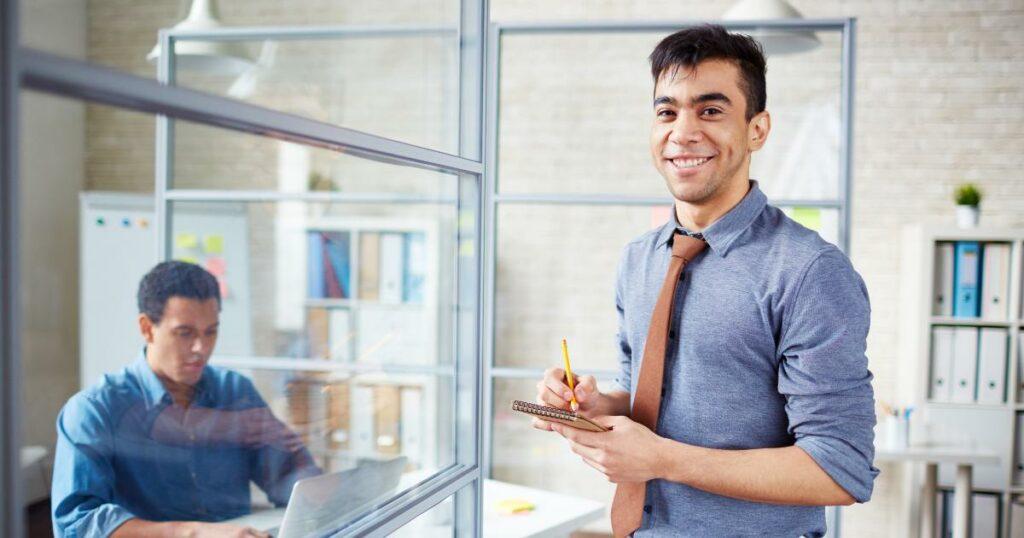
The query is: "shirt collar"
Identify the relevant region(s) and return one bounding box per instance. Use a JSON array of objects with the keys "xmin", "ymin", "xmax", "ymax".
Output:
[
  {"xmin": 656, "ymin": 180, "xmax": 767, "ymax": 257},
  {"xmin": 130, "ymin": 347, "xmax": 210, "ymax": 409}
]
